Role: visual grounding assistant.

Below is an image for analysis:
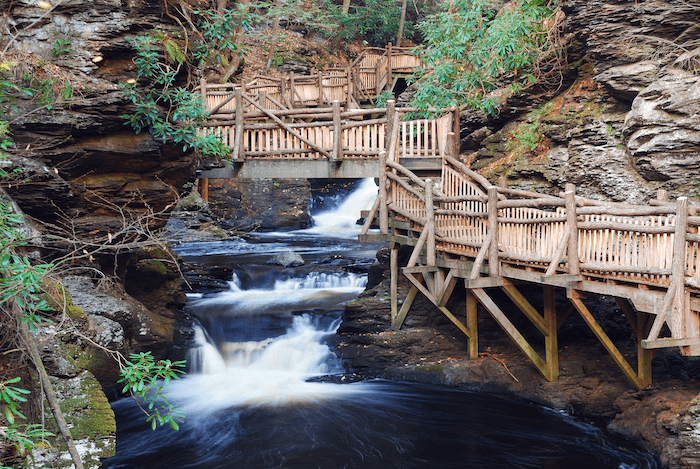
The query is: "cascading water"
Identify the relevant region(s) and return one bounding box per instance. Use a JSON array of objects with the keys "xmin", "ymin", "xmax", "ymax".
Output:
[{"xmin": 104, "ymin": 178, "xmax": 660, "ymax": 469}]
